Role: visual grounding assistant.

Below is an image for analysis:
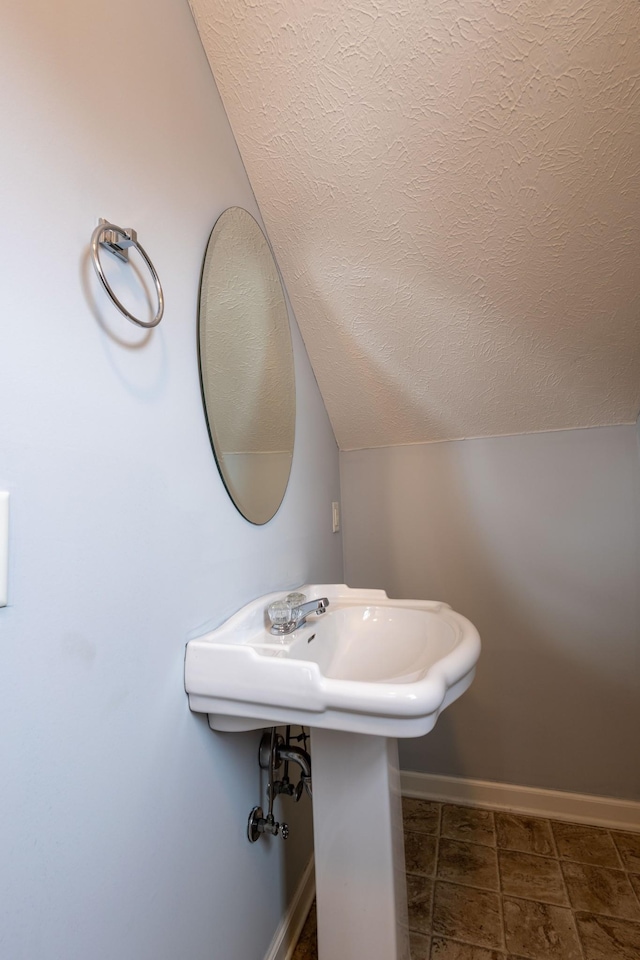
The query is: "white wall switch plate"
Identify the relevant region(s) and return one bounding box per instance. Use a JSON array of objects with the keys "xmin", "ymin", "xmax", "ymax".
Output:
[
  {"xmin": 332, "ymin": 501, "xmax": 340, "ymax": 533},
  {"xmin": 0, "ymin": 492, "xmax": 8, "ymax": 607}
]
